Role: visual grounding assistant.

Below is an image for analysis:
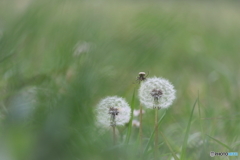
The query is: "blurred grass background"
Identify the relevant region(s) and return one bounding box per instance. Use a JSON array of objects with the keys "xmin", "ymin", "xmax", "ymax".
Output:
[{"xmin": 0, "ymin": 0, "xmax": 240, "ymax": 160}]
